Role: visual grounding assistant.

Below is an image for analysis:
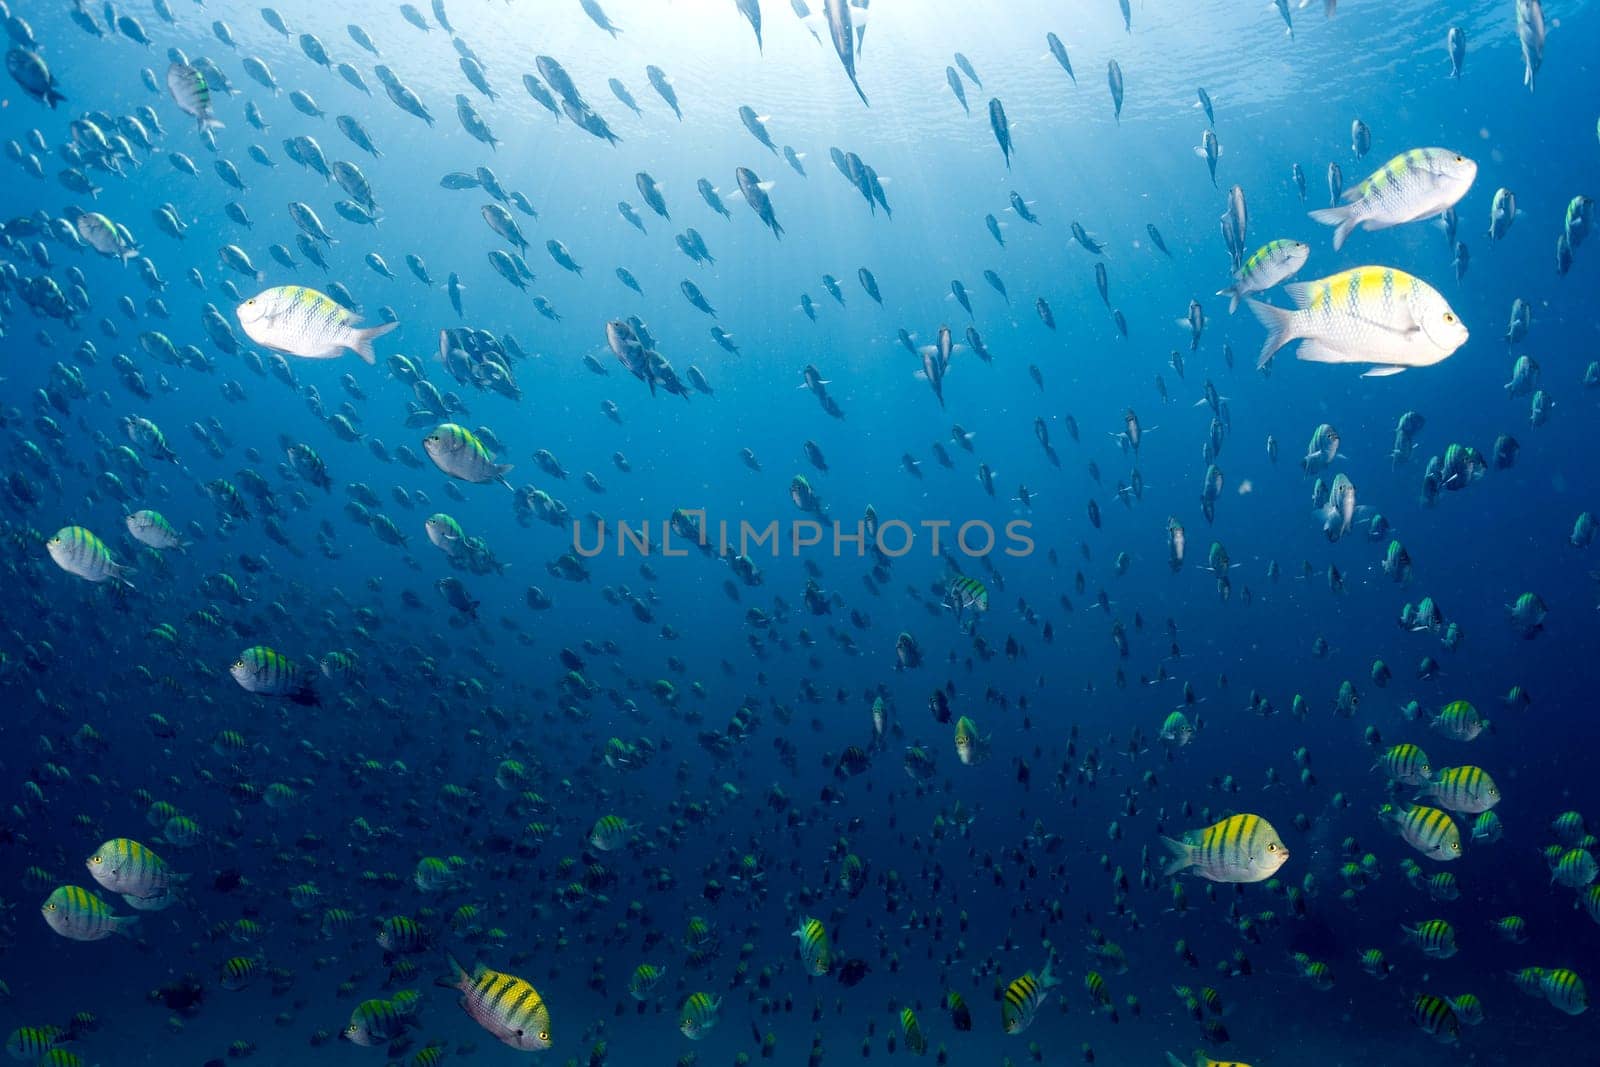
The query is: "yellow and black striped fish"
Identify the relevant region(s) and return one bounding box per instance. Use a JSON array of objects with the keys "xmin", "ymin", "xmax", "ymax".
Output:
[
  {"xmin": 793, "ymin": 916, "xmax": 832, "ymax": 976},
  {"xmin": 1402, "ymin": 918, "xmax": 1457, "ymax": 959},
  {"xmin": 219, "ymin": 956, "xmax": 262, "ymax": 990},
  {"xmin": 1541, "ymin": 968, "xmax": 1589, "ymax": 1015},
  {"xmin": 679, "ymin": 991, "xmax": 722, "ymax": 1040},
  {"xmin": 1001, "ymin": 957, "xmax": 1060, "ymax": 1034},
  {"xmin": 40, "ymin": 885, "xmax": 138, "ymax": 941},
  {"xmin": 1417, "ymin": 765, "xmax": 1500, "ymax": 814},
  {"xmin": 5, "ymin": 1026, "xmax": 68, "ymax": 1061},
  {"xmin": 442, "ymin": 953, "xmax": 552, "ymax": 1050},
  {"xmin": 1162, "ymin": 814, "xmax": 1289, "ymax": 883},
  {"xmin": 229, "ymin": 646, "xmax": 320, "ymax": 705},
  {"xmin": 1374, "ymin": 743, "xmax": 1431, "ymax": 786},
  {"xmin": 1383, "ymin": 803, "xmax": 1462, "ymax": 861},
  {"xmin": 900, "ymin": 1007, "xmax": 927, "ymax": 1054},
  {"xmin": 1410, "ymin": 993, "xmax": 1460, "ymax": 1043},
  {"xmin": 85, "ymin": 837, "xmax": 184, "ymax": 900},
  {"xmin": 944, "ymin": 990, "xmax": 972, "ymax": 1031},
  {"xmin": 342, "ymin": 997, "xmax": 411, "ymax": 1047},
  {"xmin": 372, "ymin": 915, "xmax": 425, "ymax": 953},
  {"xmin": 46, "ymin": 526, "xmax": 131, "ymax": 586}
]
